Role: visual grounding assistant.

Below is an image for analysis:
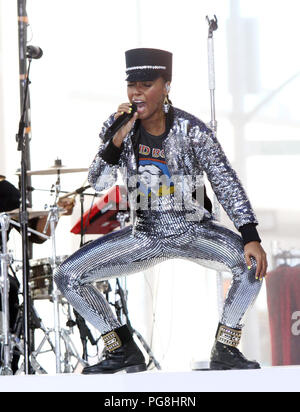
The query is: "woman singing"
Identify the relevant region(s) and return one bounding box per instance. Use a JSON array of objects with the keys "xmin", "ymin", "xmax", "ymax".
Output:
[{"xmin": 55, "ymin": 48, "xmax": 268, "ymax": 374}]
